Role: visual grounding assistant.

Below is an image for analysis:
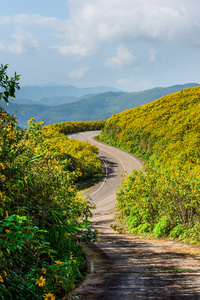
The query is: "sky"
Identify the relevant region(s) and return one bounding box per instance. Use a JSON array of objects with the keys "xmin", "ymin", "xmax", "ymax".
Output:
[{"xmin": 1, "ymin": 0, "xmax": 200, "ymax": 92}]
